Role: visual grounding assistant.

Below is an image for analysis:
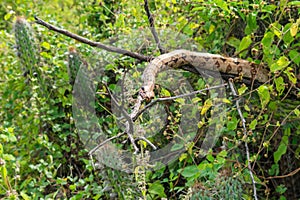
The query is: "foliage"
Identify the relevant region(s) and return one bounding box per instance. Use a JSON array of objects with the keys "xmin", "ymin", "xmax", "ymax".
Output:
[{"xmin": 0, "ymin": 0, "xmax": 299, "ymax": 199}]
